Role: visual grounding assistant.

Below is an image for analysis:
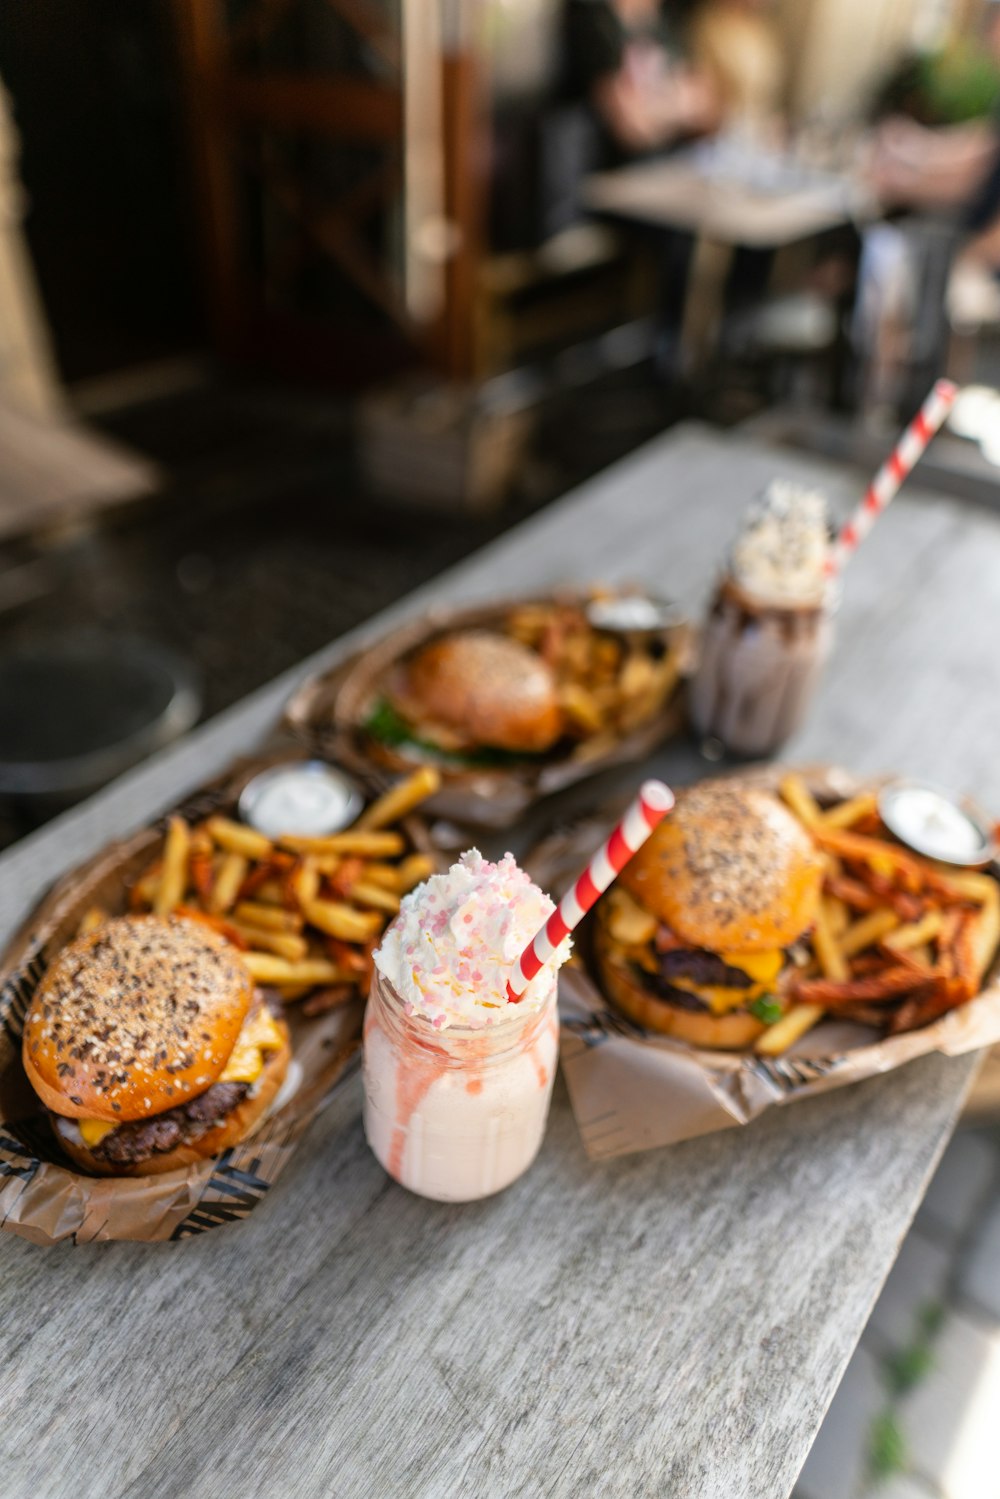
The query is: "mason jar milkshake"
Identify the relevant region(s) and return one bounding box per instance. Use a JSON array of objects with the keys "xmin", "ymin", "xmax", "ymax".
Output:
[
  {"xmin": 363, "ymin": 850, "xmax": 568, "ymax": 1202},
  {"xmin": 689, "ymin": 481, "xmax": 836, "ymax": 758}
]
